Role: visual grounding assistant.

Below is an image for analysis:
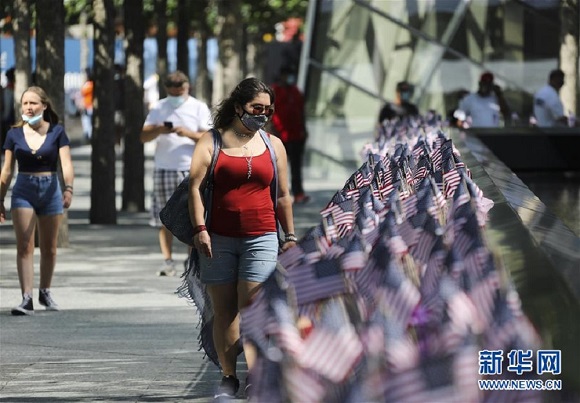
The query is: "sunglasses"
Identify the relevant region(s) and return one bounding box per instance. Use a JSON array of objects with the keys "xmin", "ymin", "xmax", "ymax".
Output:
[
  {"xmin": 165, "ymin": 81, "xmax": 185, "ymax": 88},
  {"xmin": 246, "ymin": 104, "xmax": 275, "ymax": 117}
]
